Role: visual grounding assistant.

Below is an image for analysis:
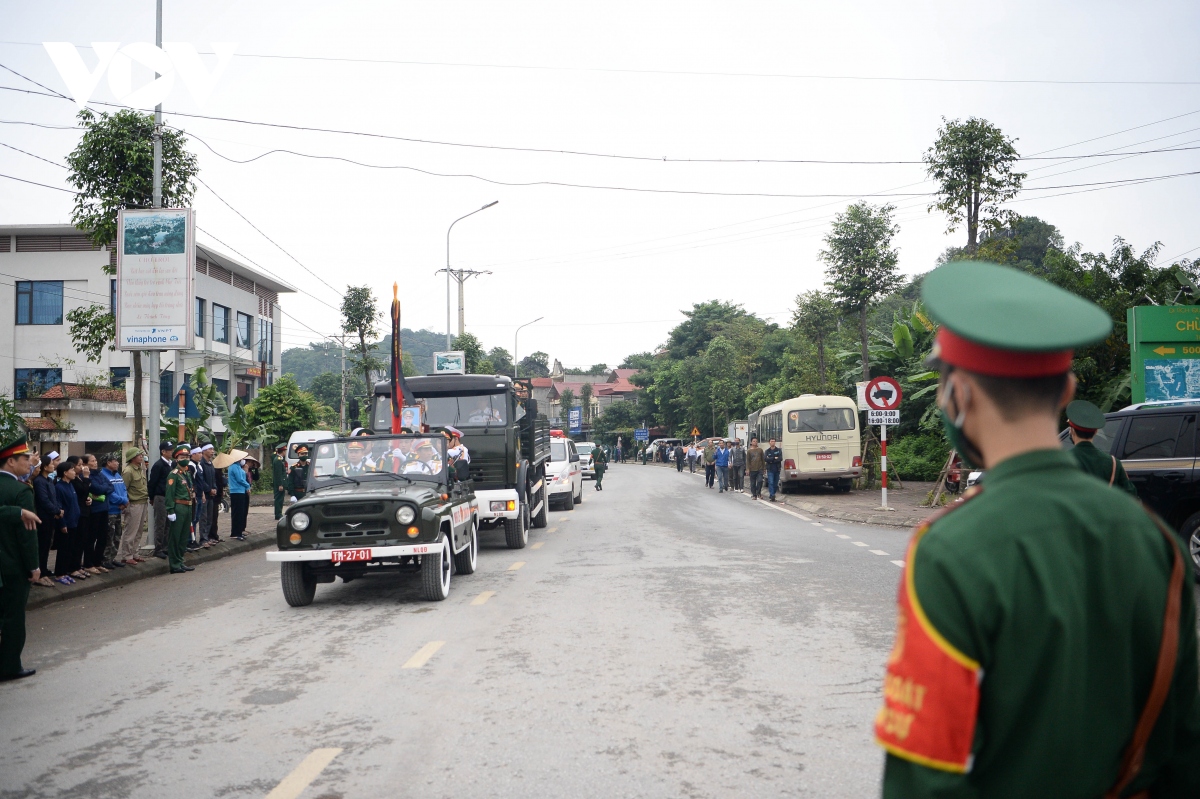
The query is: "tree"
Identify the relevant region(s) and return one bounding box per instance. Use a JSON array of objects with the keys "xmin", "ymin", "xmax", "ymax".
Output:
[
  {"xmin": 558, "ymin": 388, "xmax": 576, "ymax": 428},
  {"xmin": 821, "ymin": 202, "xmax": 902, "ymax": 381},
  {"xmin": 793, "ymin": 291, "xmax": 840, "ymax": 391},
  {"xmin": 924, "ymin": 117, "xmax": 1026, "ymax": 254},
  {"xmin": 486, "ymin": 347, "xmax": 514, "ymax": 376},
  {"xmin": 65, "ymin": 304, "xmax": 116, "ymax": 362},
  {"xmin": 341, "ymin": 286, "xmax": 384, "ymax": 410},
  {"xmin": 308, "ymin": 371, "xmax": 364, "ymax": 424},
  {"xmin": 704, "ymin": 336, "xmax": 743, "ymax": 434},
  {"xmin": 246, "ymin": 375, "xmax": 330, "ymax": 446},
  {"xmin": 580, "ymin": 383, "xmax": 594, "ymax": 423},
  {"xmin": 65, "ymin": 107, "xmax": 199, "ymax": 446},
  {"xmin": 518, "ymin": 351, "xmax": 550, "ymax": 378},
  {"xmin": 587, "ymin": 363, "xmax": 610, "ymax": 375},
  {"xmin": 451, "ymin": 332, "xmax": 486, "ymax": 374},
  {"xmin": 667, "ymin": 300, "xmax": 753, "ymax": 359}
]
